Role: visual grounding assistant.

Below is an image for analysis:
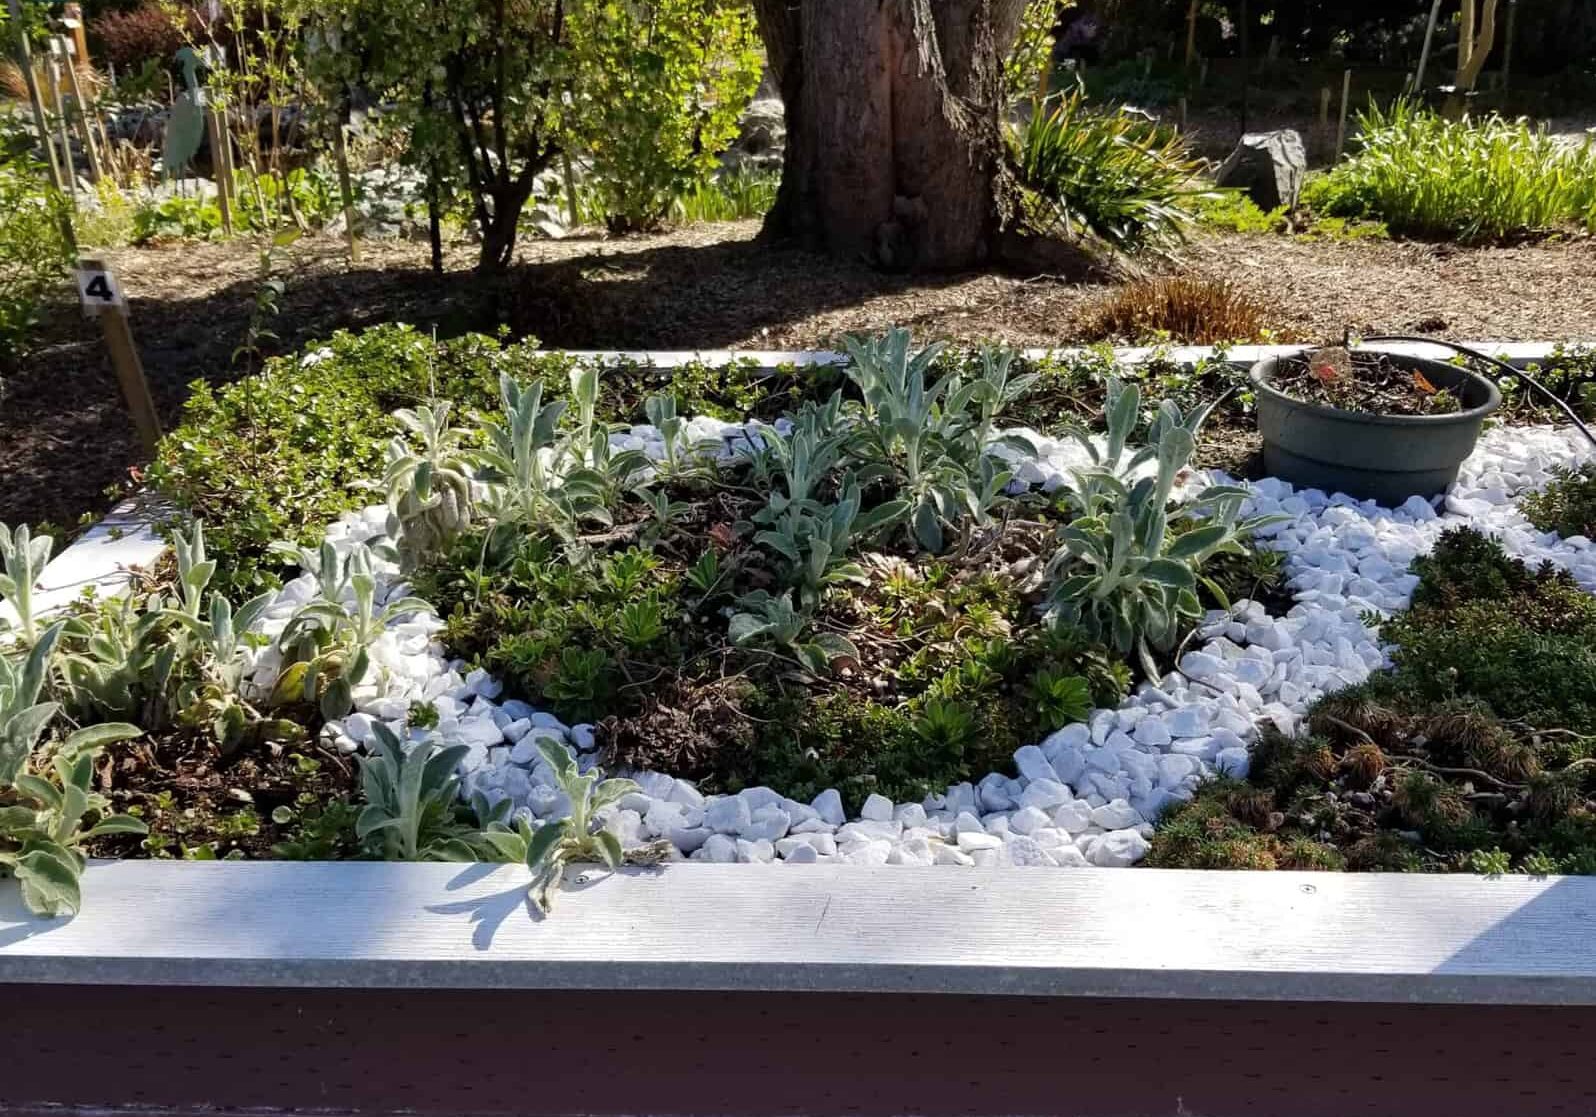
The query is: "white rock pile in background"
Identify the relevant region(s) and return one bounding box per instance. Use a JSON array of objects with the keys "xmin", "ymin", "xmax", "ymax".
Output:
[{"xmin": 242, "ymin": 421, "xmax": 1596, "ymax": 869}]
